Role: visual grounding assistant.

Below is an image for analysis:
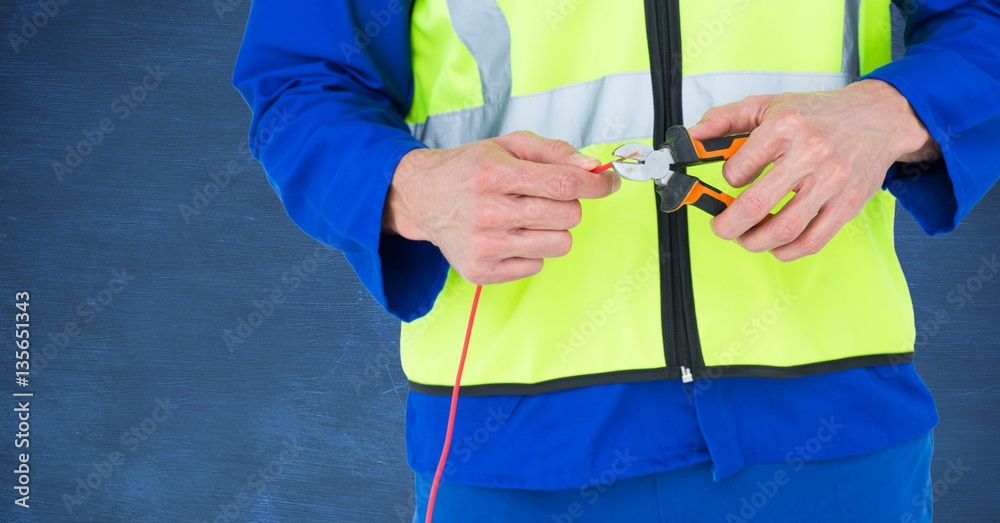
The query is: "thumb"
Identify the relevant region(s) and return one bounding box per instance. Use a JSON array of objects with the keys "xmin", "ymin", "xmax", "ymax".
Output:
[
  {"xmin": 689, "ymin": 94, "xmax": 775, "ymax": 141},
  {"xmin": 494, "ymin": 130, "xmax": 600, "ymax": 170}
]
